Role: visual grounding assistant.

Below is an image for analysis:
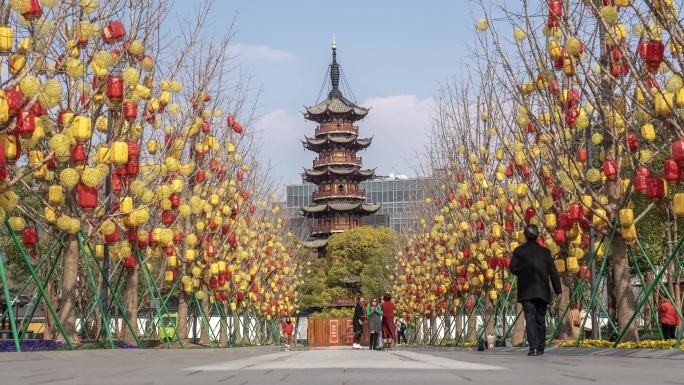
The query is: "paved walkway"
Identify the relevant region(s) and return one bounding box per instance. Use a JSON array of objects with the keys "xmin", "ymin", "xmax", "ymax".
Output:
[{"xmin": 1, "ymin": 346, "xmax": 683, "ymax": 384}]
